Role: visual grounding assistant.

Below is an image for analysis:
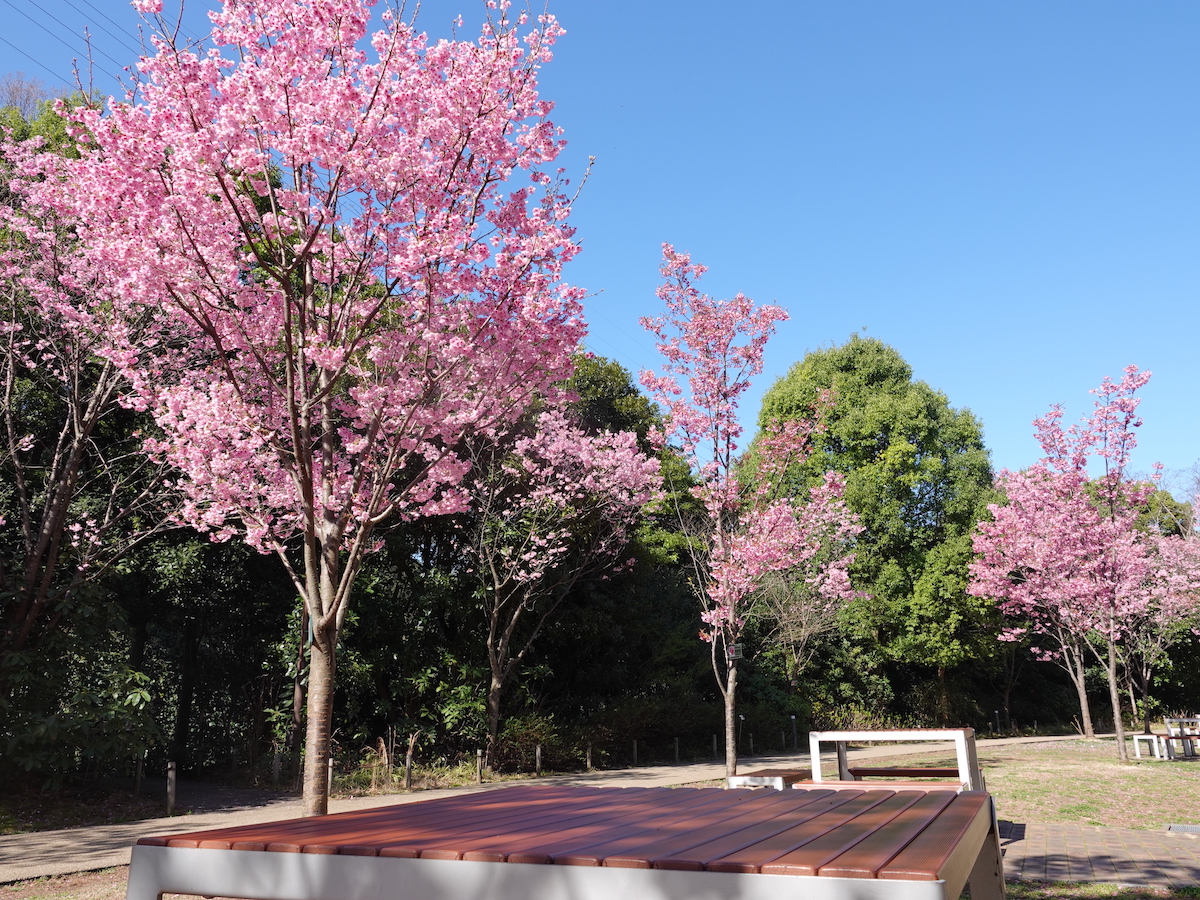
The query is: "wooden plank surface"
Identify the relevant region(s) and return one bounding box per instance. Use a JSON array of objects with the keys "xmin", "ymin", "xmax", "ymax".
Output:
[{"xmin": 134, "ymin": 783, "xmax": 993, "ymax": 885}]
